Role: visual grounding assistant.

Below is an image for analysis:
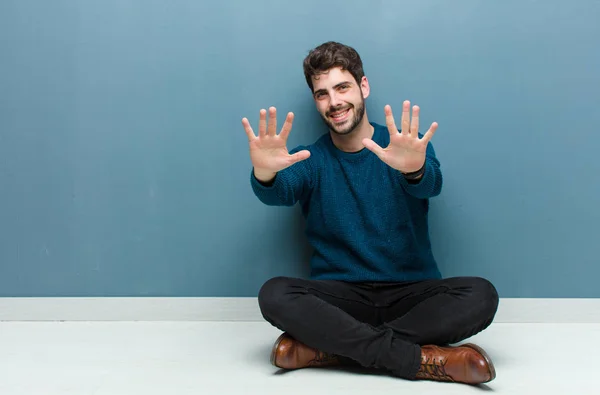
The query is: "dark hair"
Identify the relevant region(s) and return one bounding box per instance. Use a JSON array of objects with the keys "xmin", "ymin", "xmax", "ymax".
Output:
[{"xmin": 303, "ymin": 41, "xmax": 365, "ymax": 92}]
